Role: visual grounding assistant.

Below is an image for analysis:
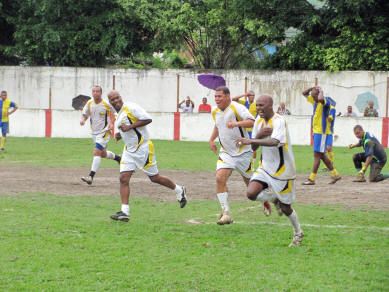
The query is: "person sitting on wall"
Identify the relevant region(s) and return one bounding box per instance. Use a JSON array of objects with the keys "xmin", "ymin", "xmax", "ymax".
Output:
[
  {"xmin": 364, "ymin": 101, "xmax": 378, "ymax": 117},
  {"xmin": 179, "ymin": 96, "xmax": 194, "ymax": 113},
  {"xmin": 340, "ymin": 105, "xmax": 357, "ymax": 117},
  {"xmin": 198, "ymin": 97, "xmax": 212, "ymax": 113},
  {"xmin": 277, "ymin": 102, "xmax": 291, "ymax": 115}
]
